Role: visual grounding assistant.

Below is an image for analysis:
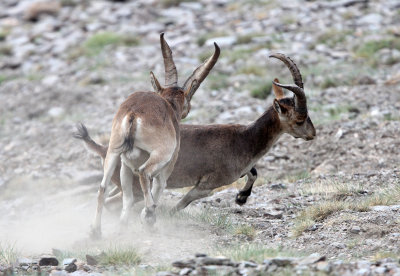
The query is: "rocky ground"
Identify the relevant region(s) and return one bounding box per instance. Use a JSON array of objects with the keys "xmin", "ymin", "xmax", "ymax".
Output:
[{"xmin": 0, "ymin": 0, "xmax": 399, "ymax": 275}]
